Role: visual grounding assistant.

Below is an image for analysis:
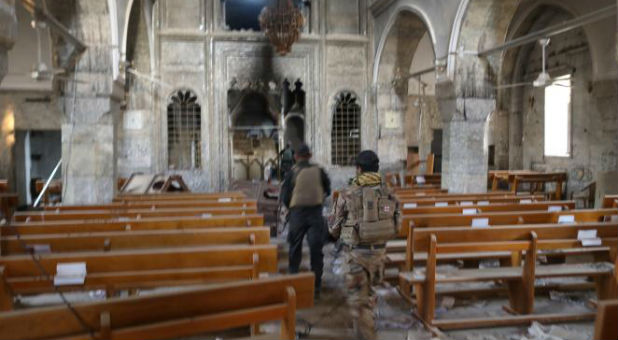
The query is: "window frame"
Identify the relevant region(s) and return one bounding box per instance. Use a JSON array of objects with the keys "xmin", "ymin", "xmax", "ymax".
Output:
[
  {"xmin": 331, "ymin": 92, "xmax": 362, "ymax": 167},
  {"xmin": 166, "ymin": 89, "xmax": 203, "ymax": 170},
  {"xmin": 543, "ymin": 73, "xmax": 573, "ymax": 159}
]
